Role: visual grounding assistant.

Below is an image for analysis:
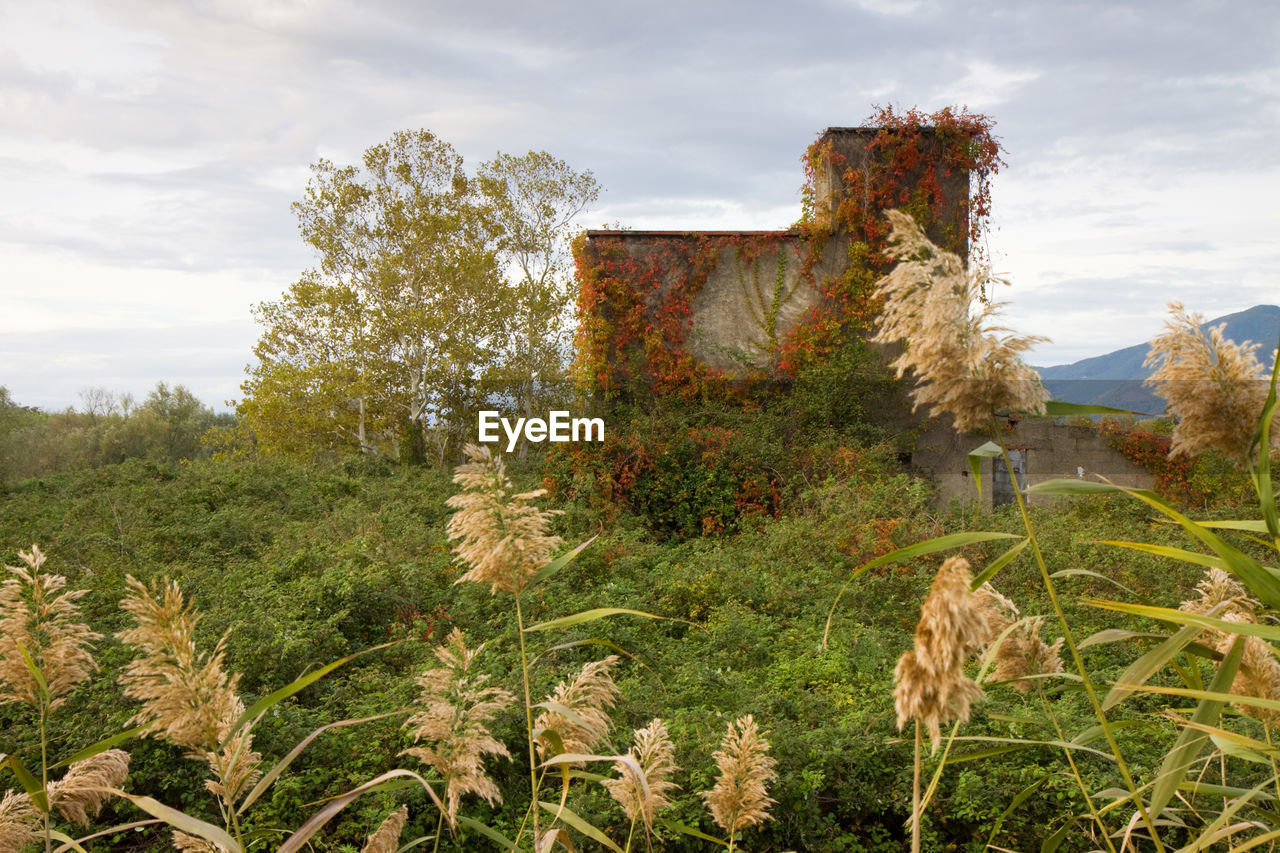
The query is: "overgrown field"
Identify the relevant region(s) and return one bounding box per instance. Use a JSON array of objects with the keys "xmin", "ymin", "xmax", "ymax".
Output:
[{"xmin": 2, "ymin": 441, "xmax": 1251, "ymax": 851}]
